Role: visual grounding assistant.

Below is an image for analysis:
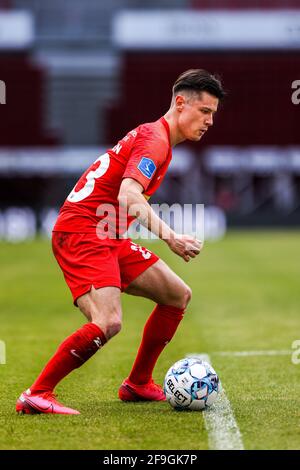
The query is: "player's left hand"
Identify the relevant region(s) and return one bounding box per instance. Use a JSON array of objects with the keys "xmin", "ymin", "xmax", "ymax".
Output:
[
  {"xmin": 166, "ymin": 234, "xmax": 203, "ymax": 262},
  {"xmin": 183, "ymin": 238, "xmax": 203, "ymax": 262}
]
